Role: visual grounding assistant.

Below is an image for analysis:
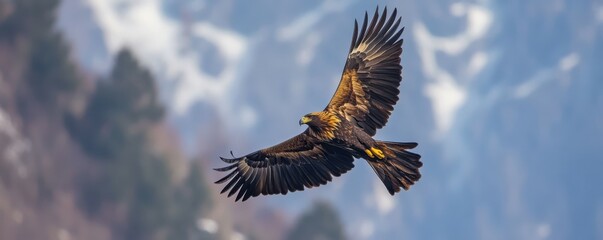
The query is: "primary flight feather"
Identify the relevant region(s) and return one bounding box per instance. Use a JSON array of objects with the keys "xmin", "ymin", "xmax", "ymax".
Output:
[{"xmin": 215, "ymin": 7, "xmax": 422, "ymax": 202}]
